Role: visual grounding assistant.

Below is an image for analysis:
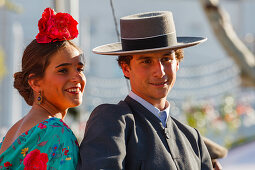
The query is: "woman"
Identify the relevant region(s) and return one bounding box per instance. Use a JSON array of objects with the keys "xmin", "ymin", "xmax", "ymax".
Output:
[{"xmin": 0, "ymin": 8, "xmax": 85, "ymax": 169}]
